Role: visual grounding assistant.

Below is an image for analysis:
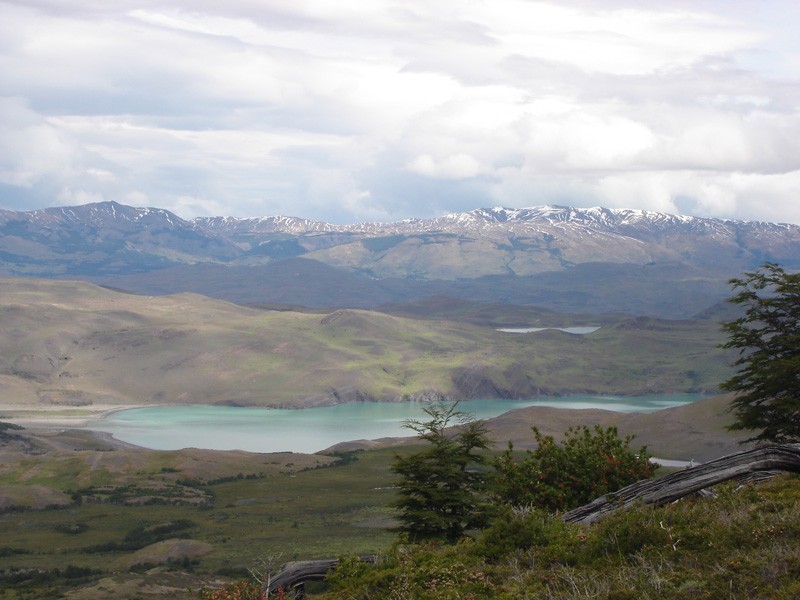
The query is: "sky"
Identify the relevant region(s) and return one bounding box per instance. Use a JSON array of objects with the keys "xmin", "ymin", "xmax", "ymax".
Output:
[{"xmin": 1, "ymin": 1, "xmax": 799, "ymax": 224}]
